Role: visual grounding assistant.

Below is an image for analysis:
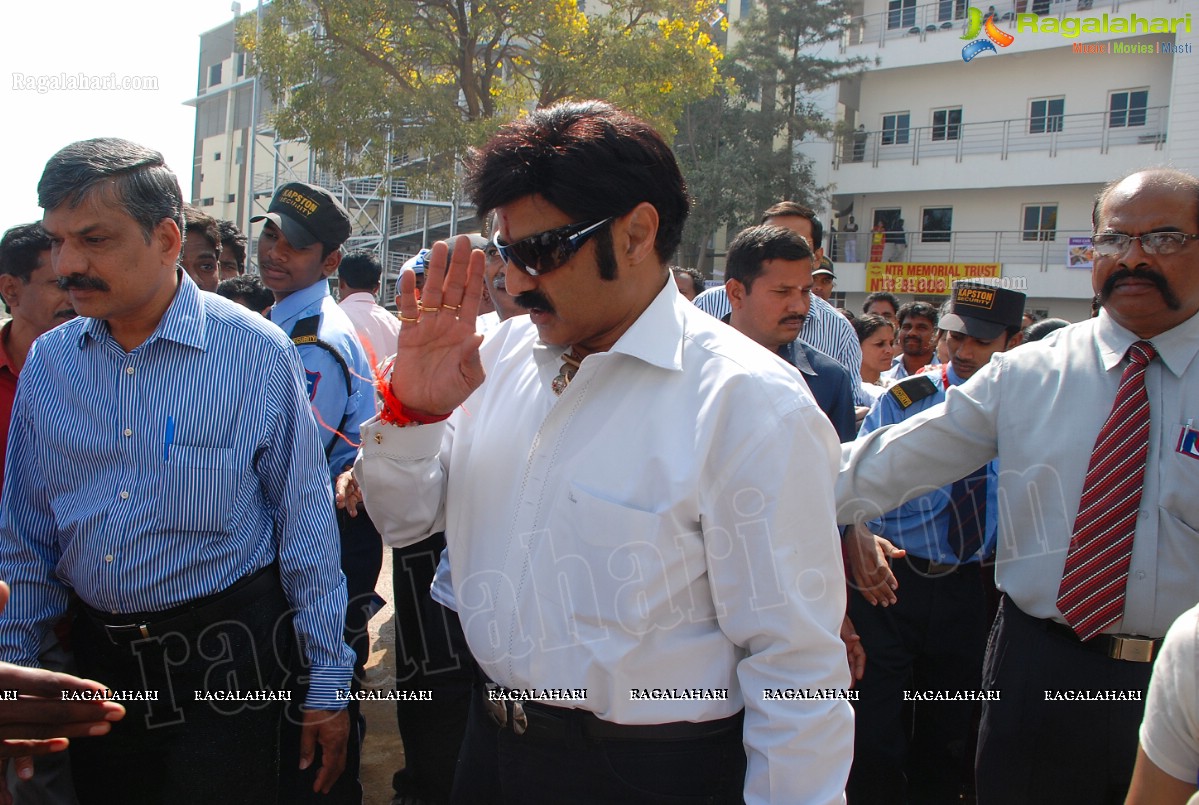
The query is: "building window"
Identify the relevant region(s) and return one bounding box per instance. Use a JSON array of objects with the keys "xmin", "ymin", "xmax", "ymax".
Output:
[
  {"xmin": 931, "ymin": 107, "xmax": 962, "ymax": 141},
  {"xmin": 201, "ymin": 197, "xmax": 215, "ymax": 207},
  {"xmin": 881, "ymin": 112, "xmax": 910, "ymax": 146},
  {"xmin": 1109, "ymin": 89, "xmax": 1148, "ymax": 128},
  {"xmin": 921, "ymin": 207, "xmax": 953, "ymax": 243},
  {"xmin": 937, "ymin": 0, "xmax": 966, "ymax": 21},
  {"xmin": 235, "ymin": 52, "xmax": 246, "ymax": 77},
  {"xmin": 1029, "ymin": 97, "xmax": 1064, "ymax": 134},
  {"xmin": 740, "ymin": 0, "xmax": 752, "ymax": 18},
  {"xmin": 887, "ymin": 0, "xmax": 916, "ymax": 29},
  {"xmin": 1022, "ymin": 204, "xmax": 1058, "ymax": 241},
  {"xmin": 208, "ymin": 63, "xmax": 222, "ymax": 88},
  {"xmin": 227, "ymin": 193, "xmax": 237, "ymax": 203},
  {"xmin": 213, "ymin": 152, "xmax": 222, "ymax": 161}
]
